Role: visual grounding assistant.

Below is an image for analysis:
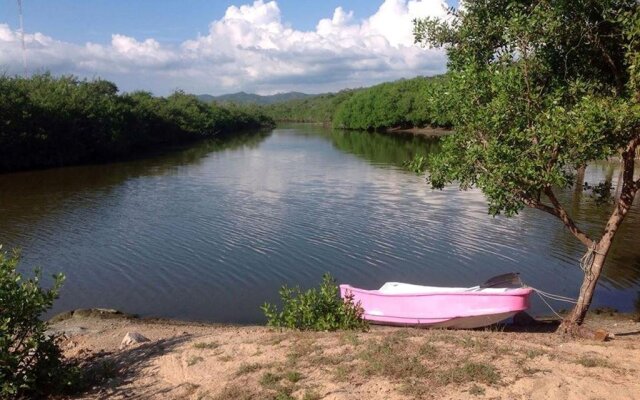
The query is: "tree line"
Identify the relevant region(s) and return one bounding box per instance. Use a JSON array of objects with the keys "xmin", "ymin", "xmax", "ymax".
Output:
[
  {"xmin": 257, "ymin": 89, "xmax": 358, "ymax": 124},
  {"xmin": 332, "ymin": 75, "xmax": 453, "ymax": 130},
  {"xmin": 0, "ymin": 74, "xmax": 274, "ymax": 172},
  {"xmin": 257, "ymin": 75, "xmax": 454, "ymax": 131}
]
